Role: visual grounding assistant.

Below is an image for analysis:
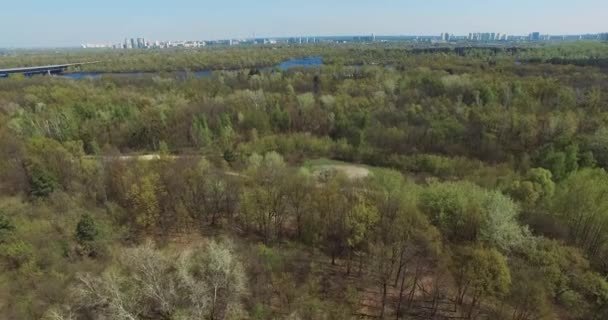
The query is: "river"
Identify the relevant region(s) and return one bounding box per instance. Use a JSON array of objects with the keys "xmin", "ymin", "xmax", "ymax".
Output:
[{"xmin": 60, "ymin": 56, "xmax": 323, "ymax": 80}]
